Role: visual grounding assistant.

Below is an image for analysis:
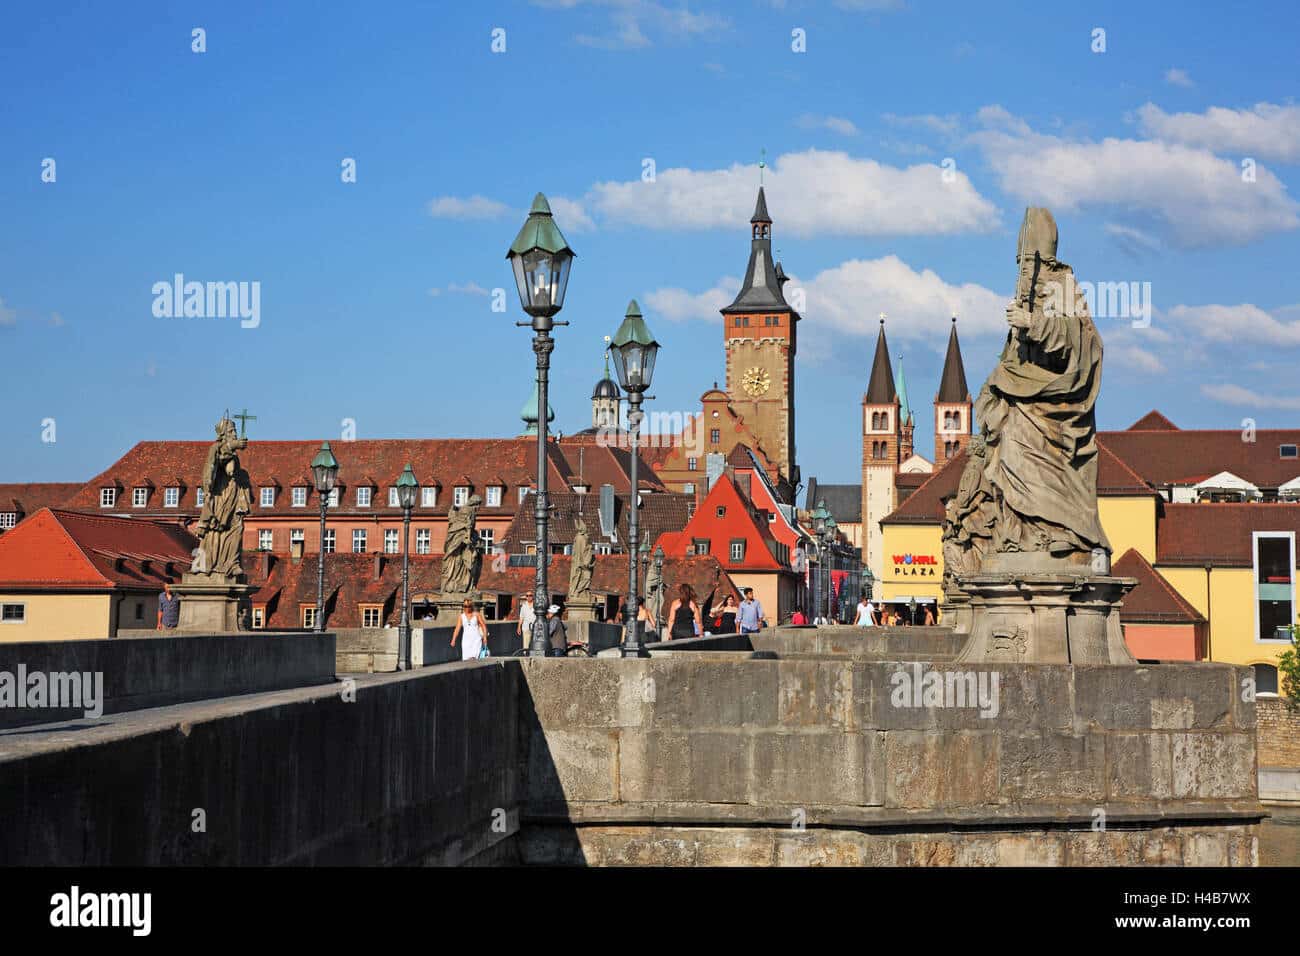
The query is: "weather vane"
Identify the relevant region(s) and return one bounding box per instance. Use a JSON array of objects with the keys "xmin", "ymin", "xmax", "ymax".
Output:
[{"xmin": 759, "ymin": 147, "xmax": 766, "ymax": 185}]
